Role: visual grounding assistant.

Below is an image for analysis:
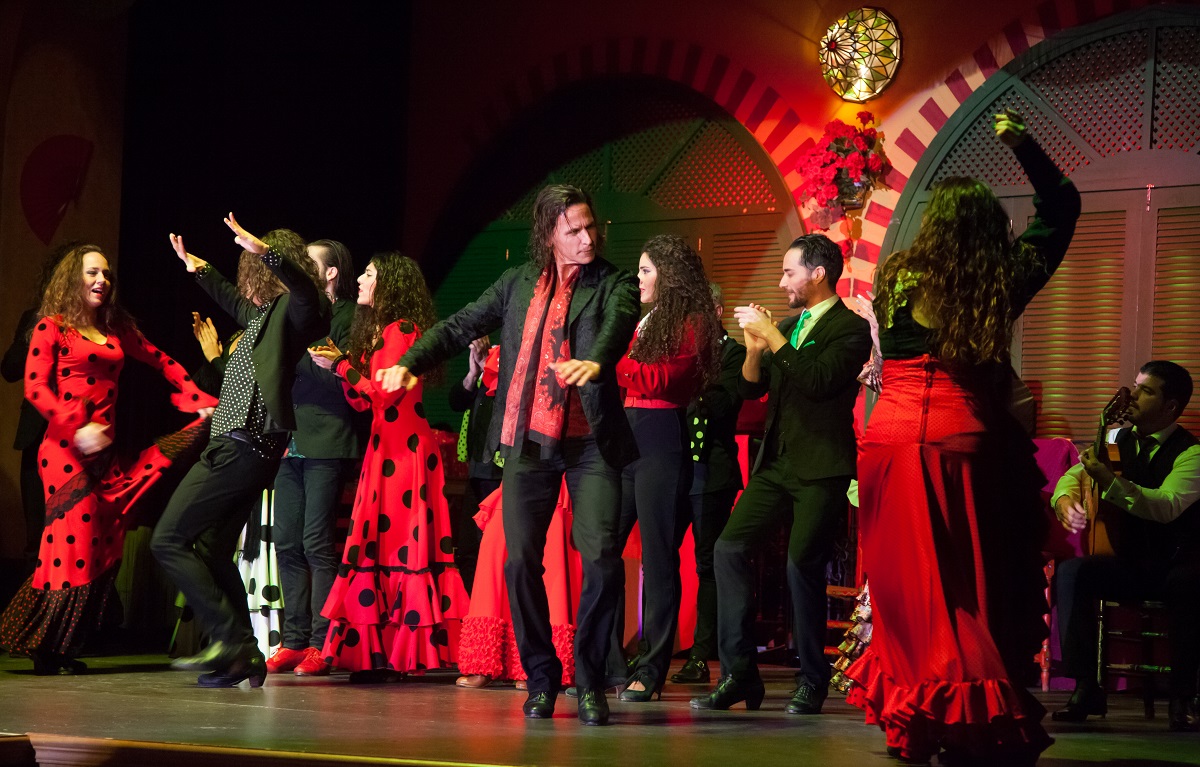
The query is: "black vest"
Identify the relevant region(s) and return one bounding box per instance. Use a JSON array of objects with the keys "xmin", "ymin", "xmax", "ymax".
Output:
[{"xmin": 1112, "ymin": 425, "xmax": 1200, "ymax": 561}]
